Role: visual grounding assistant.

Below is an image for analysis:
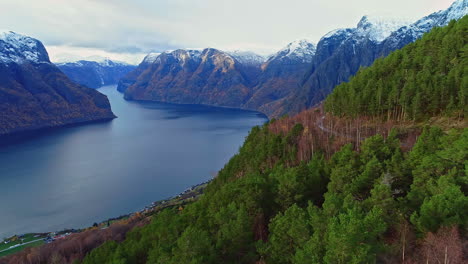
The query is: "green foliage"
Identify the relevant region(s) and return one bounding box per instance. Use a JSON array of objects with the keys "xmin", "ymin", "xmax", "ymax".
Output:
[
  {"xmin": 261, "ymin": 204, "xmax": 311, "ymax": 264},
  {"xmin": 324, "ymin": 206, "xmax": 386, "ymax": 264},
  {"xmin": 325, "ymin": 16, "xmax": 468, "ymax": 120},
  {"xmin": 411, "ymin": 174, "xmax": 468, "ymax": 233}
]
